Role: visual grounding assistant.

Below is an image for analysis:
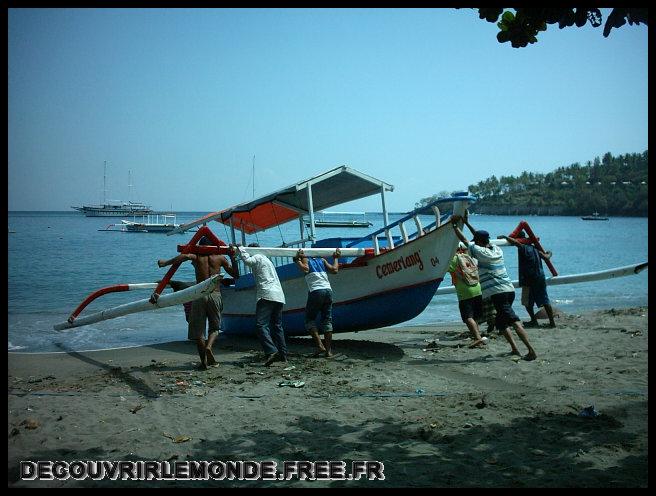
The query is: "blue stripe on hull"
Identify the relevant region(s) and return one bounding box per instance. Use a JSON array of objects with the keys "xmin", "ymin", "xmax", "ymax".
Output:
[{"xmin": 221, "ymin": 278, "xmax": 442, "ymax": 337}]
